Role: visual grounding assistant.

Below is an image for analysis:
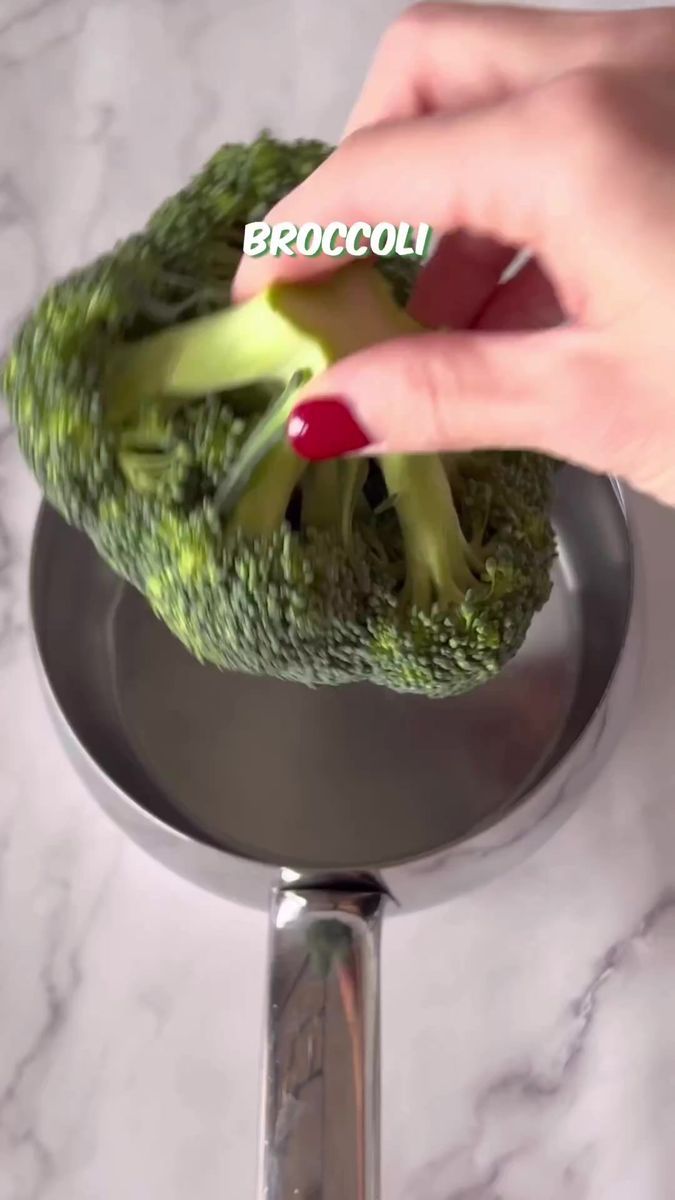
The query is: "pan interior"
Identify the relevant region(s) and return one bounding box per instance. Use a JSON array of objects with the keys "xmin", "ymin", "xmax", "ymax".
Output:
[{"xmin": 30, "ymin": 466, "xmax": 632, "ymax": 869}]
